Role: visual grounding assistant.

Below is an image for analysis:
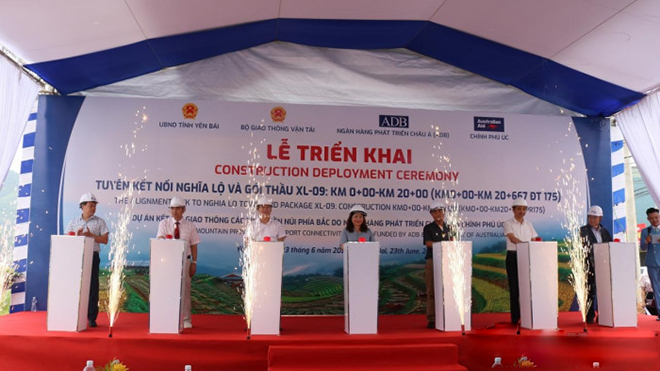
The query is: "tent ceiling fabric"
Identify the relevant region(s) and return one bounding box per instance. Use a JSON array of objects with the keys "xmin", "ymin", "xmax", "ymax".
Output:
[
  {"xmin": 79, "ymin": 41, "xmax": 577, "ymax": 117},
  {"xmin": 1, "ymin": 0, "xmax": 657, "ymax": 116}
]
